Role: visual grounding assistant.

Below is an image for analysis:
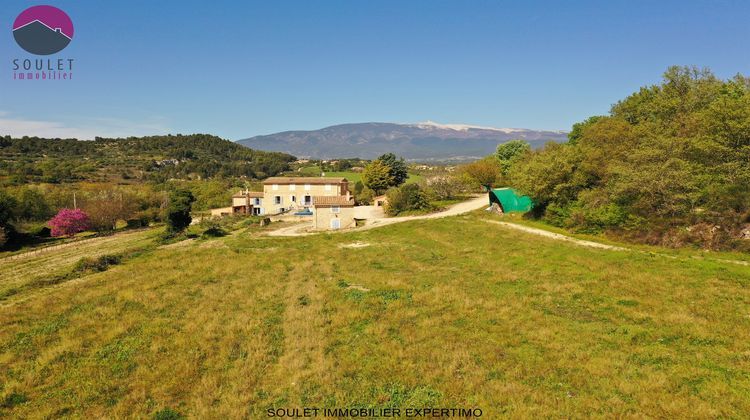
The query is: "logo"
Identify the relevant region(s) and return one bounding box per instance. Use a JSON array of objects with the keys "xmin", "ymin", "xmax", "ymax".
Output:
[{"xmin": 13, "ymin": 5, "xmax": 74, "ymax": 55}]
